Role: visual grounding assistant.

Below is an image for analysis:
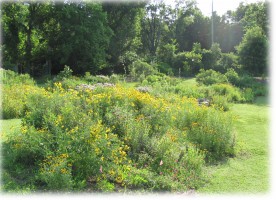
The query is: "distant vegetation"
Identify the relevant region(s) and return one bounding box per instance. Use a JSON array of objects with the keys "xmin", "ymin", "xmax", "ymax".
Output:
[{"xmin": 2, "ymin": 0, "xmax": 268, "ymax": 77}]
